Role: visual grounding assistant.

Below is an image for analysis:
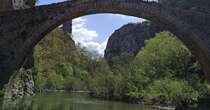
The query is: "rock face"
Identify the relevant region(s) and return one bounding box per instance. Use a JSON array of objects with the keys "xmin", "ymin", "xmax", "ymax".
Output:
[
  {"xmin": 104, "ymin": 22, "xmax": 162, "ymax": 65},
  {"xmin": 3, "ymin": 68, "xmax": 34, "ymax": 103}
]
